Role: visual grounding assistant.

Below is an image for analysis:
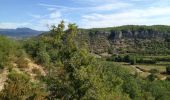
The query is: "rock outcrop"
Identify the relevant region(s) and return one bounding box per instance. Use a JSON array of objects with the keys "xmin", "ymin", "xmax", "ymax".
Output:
[{"xmin": 77, "ymin": 25, "xmax": 170, "ymax": 54}]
